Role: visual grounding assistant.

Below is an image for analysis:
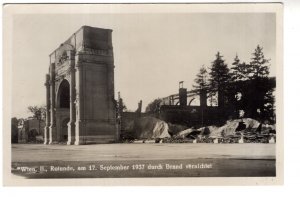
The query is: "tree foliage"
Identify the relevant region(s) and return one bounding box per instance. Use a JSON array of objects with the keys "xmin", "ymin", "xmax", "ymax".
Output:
[
  {"xmin": 193, "ymin": 65, "xmax": 209, "ymax": 90},
  {"xmin": 192, "ymin": 45, "xmax": 275, "ymax": 123},
  {"xmin": 209, "ymin": 52, "xmax": 231, "ymax": 107},
  {"xmin": 209, "ymin": 52, "xmax": 230, "ymax": 91},
  {"xmin": 230, "ymin": 46, "xmax": 274, "ymax": 122},
  {"xmin": 27, "ymin": 105, "xmax": 46, "ymax": 135},
  {"xmin": 249, "ymin": 45, "xmax": 270, "ymax": 79},
  {"xmin": 230, "ymin": 54, "xmax": 251, "ymax": 81},
  {"xmin": 145, "ymin": 98, "xmax": 162, "ymax": 113},
  {"xmin": 236, "ymin": 77, "xmax": 275, "ymax": 122},
  {"xmin": 117, "ymin": 99, "xmax": 127, "ymax": 112},
  {"xmin": 28, "ymin": 105, "xmax": 46, "ymax": 121}
]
